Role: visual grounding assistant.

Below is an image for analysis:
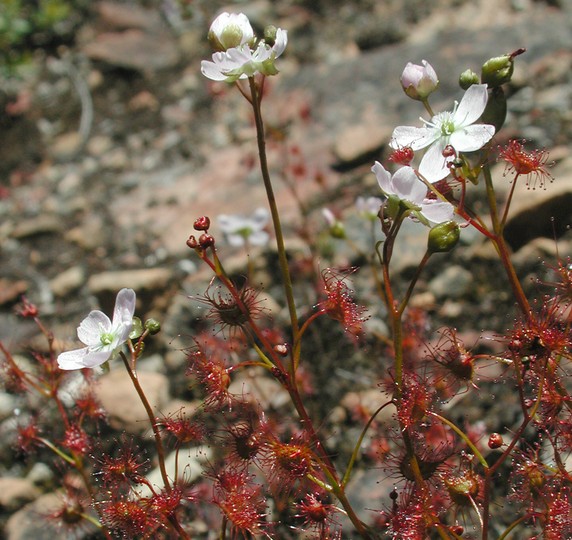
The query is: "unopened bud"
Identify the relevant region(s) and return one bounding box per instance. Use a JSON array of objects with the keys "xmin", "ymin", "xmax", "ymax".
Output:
[
  {"xmin": 488, "ymin": 433, "xmax": 503, "ymax": 449},
  {"xmin": 428, "ymin": 220, "xmax": 460, "ymax": 253},
  {"xmin": 199, "ymin": 233, "xmax": 215, "ymax": 248},
  {"xmin": 144, "ymin": 318, "xmax": 161, "ymax": 335},
  {"xmin": 187, "ymin": 235, "xmax": 198, "ymax": 249},
  {"xmin": 207, "ymin": 12, "xmax": 254, "ymax": 52},
  {"xmin": 459, "ymin": 69, "xmax": 480, "ymax": 90},
  {"xmin": 400, "ymin": 60, "xmax": 439, "ymax": 101},
  {"xmin": 274, "ymin": 343, "xmax": 289, "ymax": 356},
  {"xmin": 194, "ymin": 216, "xmax": 211, "ymax": 231},
  {"xmin": 481, "ymin": 54, "xmax": 514, "ymax": 88},
  {"xmin": 329, "ymin": 221, "xmax": 346, "ymax": 239},
  {"xmin": 264, "ymin": 25, "xmax": 278, "ymax": 47}
]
